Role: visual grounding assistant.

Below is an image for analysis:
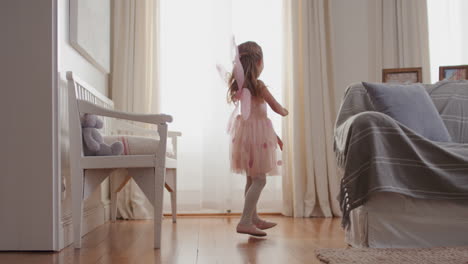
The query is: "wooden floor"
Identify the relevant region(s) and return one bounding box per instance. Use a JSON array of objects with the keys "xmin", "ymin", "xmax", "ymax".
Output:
[{"xmin": 0, "ymin": 216, "xmax": 346, "ymax": 264}]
